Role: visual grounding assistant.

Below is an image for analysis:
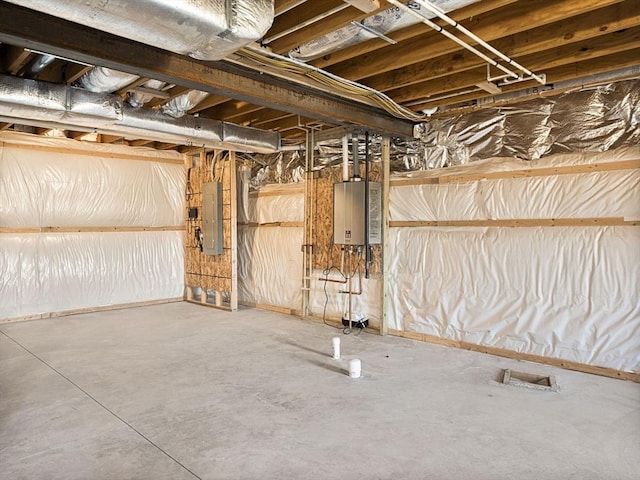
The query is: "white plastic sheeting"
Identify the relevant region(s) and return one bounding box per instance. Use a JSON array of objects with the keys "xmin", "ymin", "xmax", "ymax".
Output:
[
  {"xmin": 388, "ymin": 149, "xmax": 640, "ymax": 372},
  {"xmin": 237, "ymin": 187, "xmax": 304, "ymax": 310},
  {"xmin": 388, "ymin": 226, "xmax": 640, "ymax": 372},
  {"xmin": 392, "ymin": 147, "xmax": 640, "ymax": 222},
  {"xmin": 1, "ymin": 231, "xmax": 184, "ymax": 319},
  {"xmin": 238, "ymin": 227, "xmax": 302, "ymax": 310},
  {"xmin": 246, "ymin": 189, "xmax": 305, "ymax": 224},
  {"xmin": 0, "ymin": 141, "xmax": 185, "ymax": 228},
  {"xmin": 0, "ymin": 132, "xmax": 185, "ymax": 320}
]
